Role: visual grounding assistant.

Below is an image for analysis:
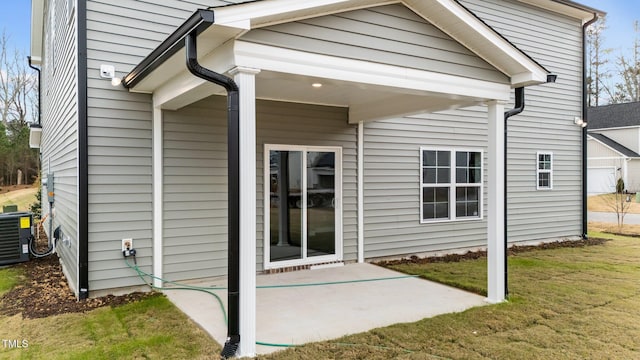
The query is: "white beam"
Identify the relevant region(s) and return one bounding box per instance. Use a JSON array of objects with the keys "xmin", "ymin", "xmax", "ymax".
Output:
[
  {"xmin": 234, "ymin": 41, "xmax": 512, "ymax": 102},
  {"xmin": 152, "ymin": 106, "xmax": 163, "ymax": 288},
  {"xmin": 486, "ymin": 100, "xmax": 506, "ymax": 304},
  {"xmin": 230, "ymin": 66, "xmax": 260, "ymax": 358}
]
